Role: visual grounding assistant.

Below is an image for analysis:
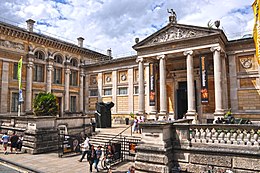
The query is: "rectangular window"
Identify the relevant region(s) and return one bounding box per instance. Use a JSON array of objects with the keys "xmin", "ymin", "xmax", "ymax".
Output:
[
  {"xmin": 70, "ymin": 70, "xmax": 78, "ymax": 86},
  {"xmin": 70, "ymin": 96, "xmax": 77, "ymax": 112},
  {"xmin": 90, "ymin": 89, "xmax": 98, "ymax": 96},
  {"xmin": 53, "ymin": 68, "xmax": 62, "ymax": 84},
  {"xmin": 13, "ymin": 63, "xmax": 18, "ymax": 80},
  {"xmin": 104, "ymin": 88, "xmax": 112, "ymax": 96},
  {"xmin": 118, "ymin": 87, "xmax": 128, "ymax": 95},
  {"xmin": 11, "ymin": 93, "xmax": 19, "ymax": 112},
  {"xmin": 134, "ymin": 86, "xmax": 139, "ymax": 94},
  {"xmin": 33, "ymin": 64, "xmax": 44, "ymax": 82}
]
